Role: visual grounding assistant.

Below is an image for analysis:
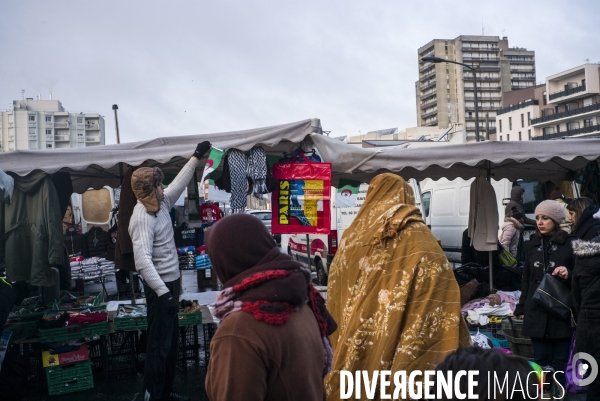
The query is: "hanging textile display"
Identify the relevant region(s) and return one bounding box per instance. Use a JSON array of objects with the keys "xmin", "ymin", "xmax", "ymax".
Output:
[
  {"xmin": 271, "ymin": 151, "xmax": 331, "ymax": 235},
  {"xmin": 227, "ymin": 146, "xmax": 269, "ymax": 213}
]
